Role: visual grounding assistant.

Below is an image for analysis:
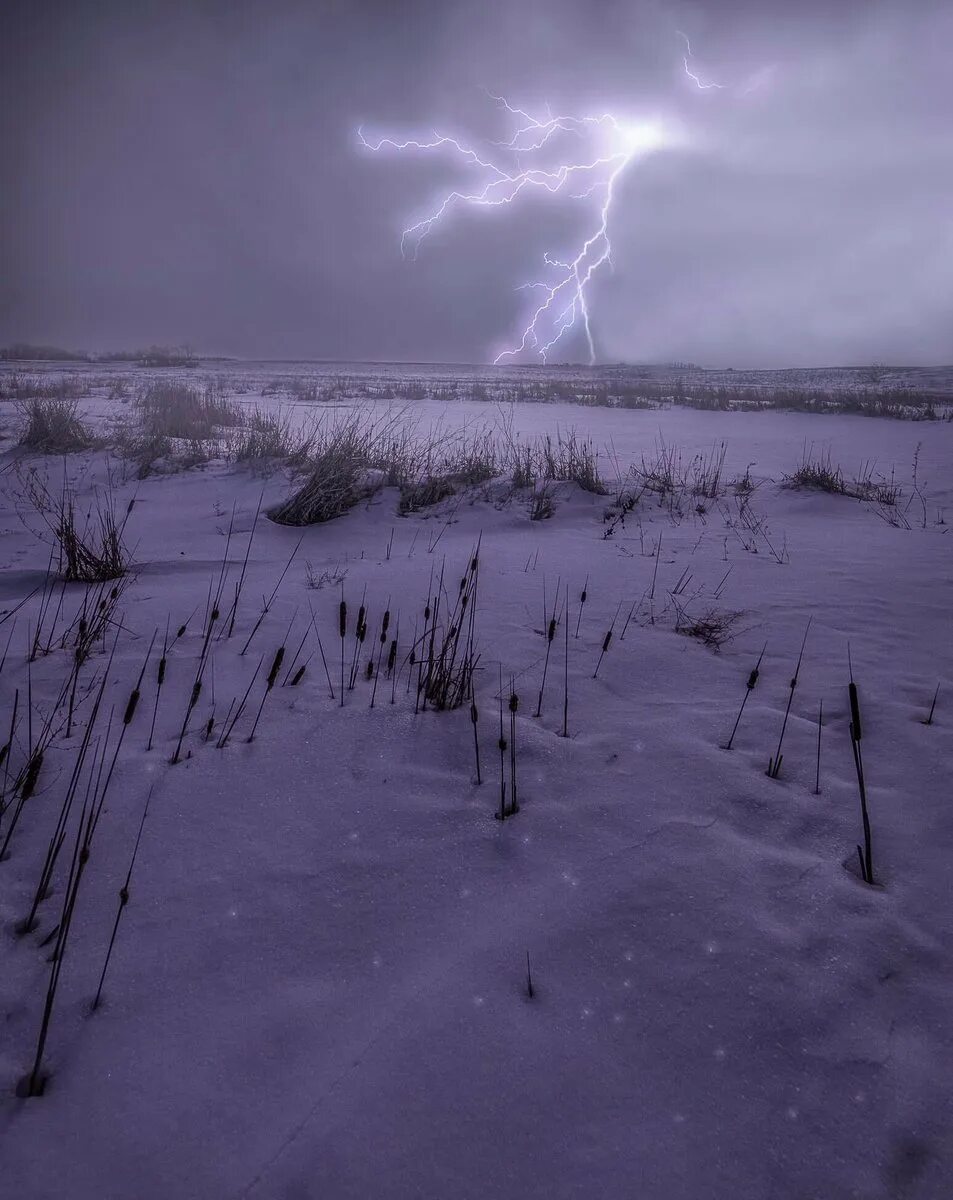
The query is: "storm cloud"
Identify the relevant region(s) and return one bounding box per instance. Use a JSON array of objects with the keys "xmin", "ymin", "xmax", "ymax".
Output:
[{"xmin": 2, "ymin": 0, "xmax": 950, "ymax": 366}]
